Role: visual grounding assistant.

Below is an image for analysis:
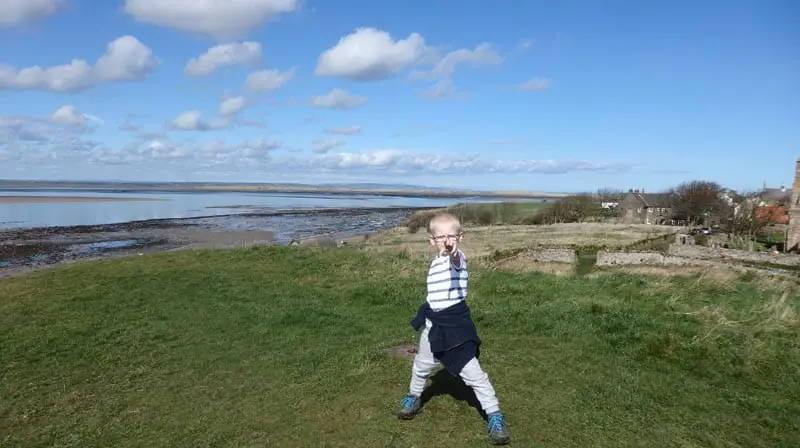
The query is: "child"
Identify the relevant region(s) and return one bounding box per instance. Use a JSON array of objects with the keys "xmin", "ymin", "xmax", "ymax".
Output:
[{"xmin": 396, "ymin": 213, "xmax": 510, "ymax": 445}]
